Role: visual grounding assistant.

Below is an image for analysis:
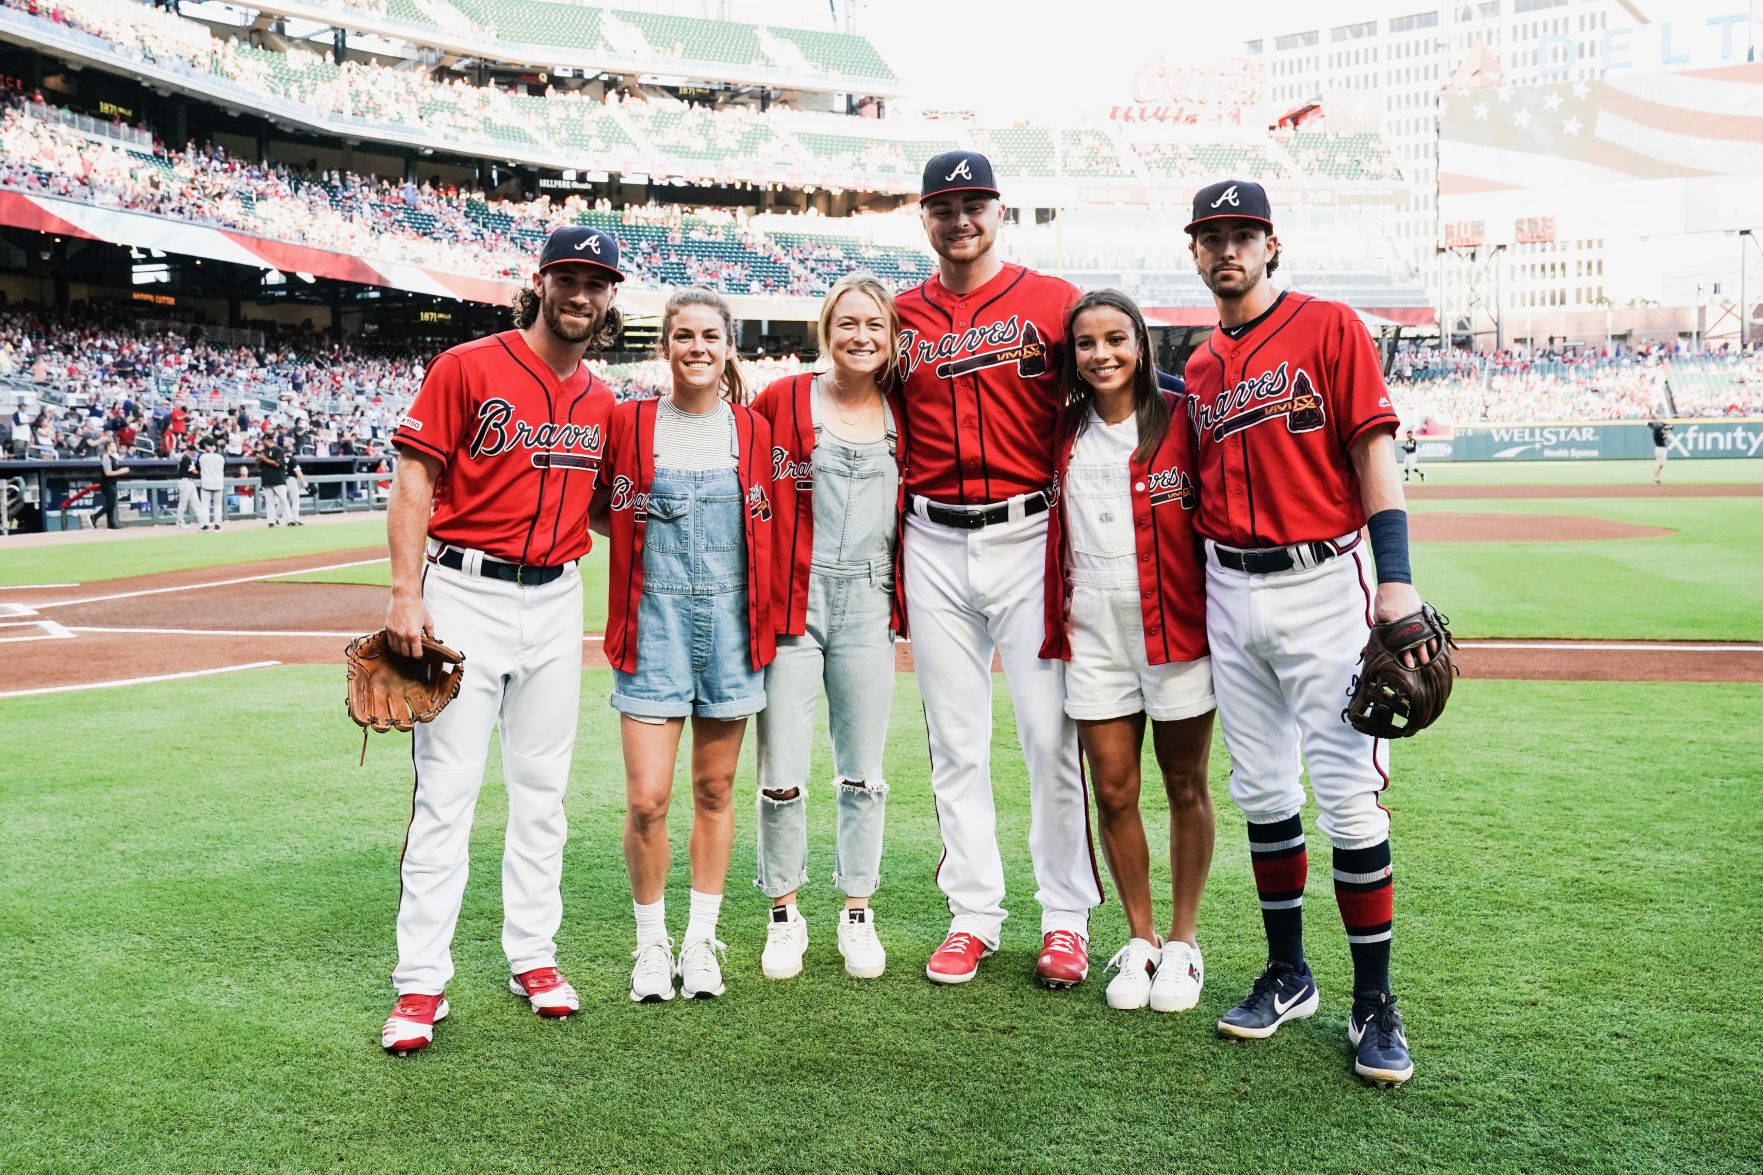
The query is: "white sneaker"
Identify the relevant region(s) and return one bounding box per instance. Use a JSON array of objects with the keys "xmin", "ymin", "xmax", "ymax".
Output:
[
  {"xmin": 1150, "ymin": 939, "xmax": 1205, "ymax": 1013},
  {"xmin": 677, "ymin": 936, "xmax": 728, "ymax": 999},
  {"xmin": 761, "ymin": 905, "xmax": 808, "ymax": 980},
  {"xmin": 836, "ymin": 907, "xmax": 886, "ymax": 979},
  {"xmin": 629, "ymin": 939, "xmax": 676, "ymax": 1003},
  {"xmin": 1104, "ymin": 938, "xmax": 1162, "ymax": 1010}
]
